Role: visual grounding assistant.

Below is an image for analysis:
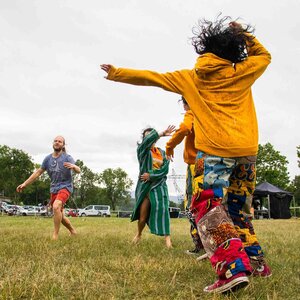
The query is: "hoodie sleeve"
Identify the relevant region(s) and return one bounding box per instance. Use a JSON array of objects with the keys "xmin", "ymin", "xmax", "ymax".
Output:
[
  {"xmin": 236, "ymin": 36, "xmax": 271, "ymax": 82},
  {"xmin": 165, "ymin": 110, "xmax": 193, "ymax": 156},
  {"xmin": 107, "ymin": 67, "xmax": 190, "ymax": 95}
]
